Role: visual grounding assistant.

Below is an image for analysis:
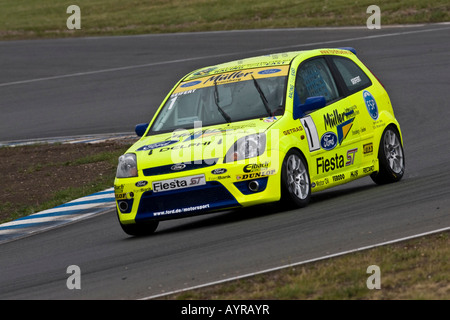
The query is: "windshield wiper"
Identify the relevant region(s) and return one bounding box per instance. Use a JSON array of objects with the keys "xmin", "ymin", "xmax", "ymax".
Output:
[
  {"xmin": 251, "ymin": 75, "xmax": 272, "ymax": 117},
  {"xmin": 214, "ymin": 80, "xmax": 232, "ymax": 123}
]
